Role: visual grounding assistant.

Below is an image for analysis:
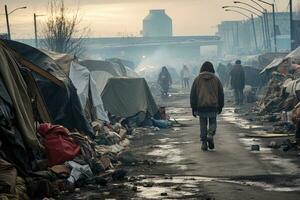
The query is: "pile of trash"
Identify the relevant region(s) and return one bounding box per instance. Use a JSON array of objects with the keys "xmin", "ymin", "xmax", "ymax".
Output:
[
  {"xmin": 257, "ymin": 72, "xmax": 297, "ymax": 117},
  {"xmin": 0, "ymin": 119, "xmax": 131, "ymax": 199}
]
